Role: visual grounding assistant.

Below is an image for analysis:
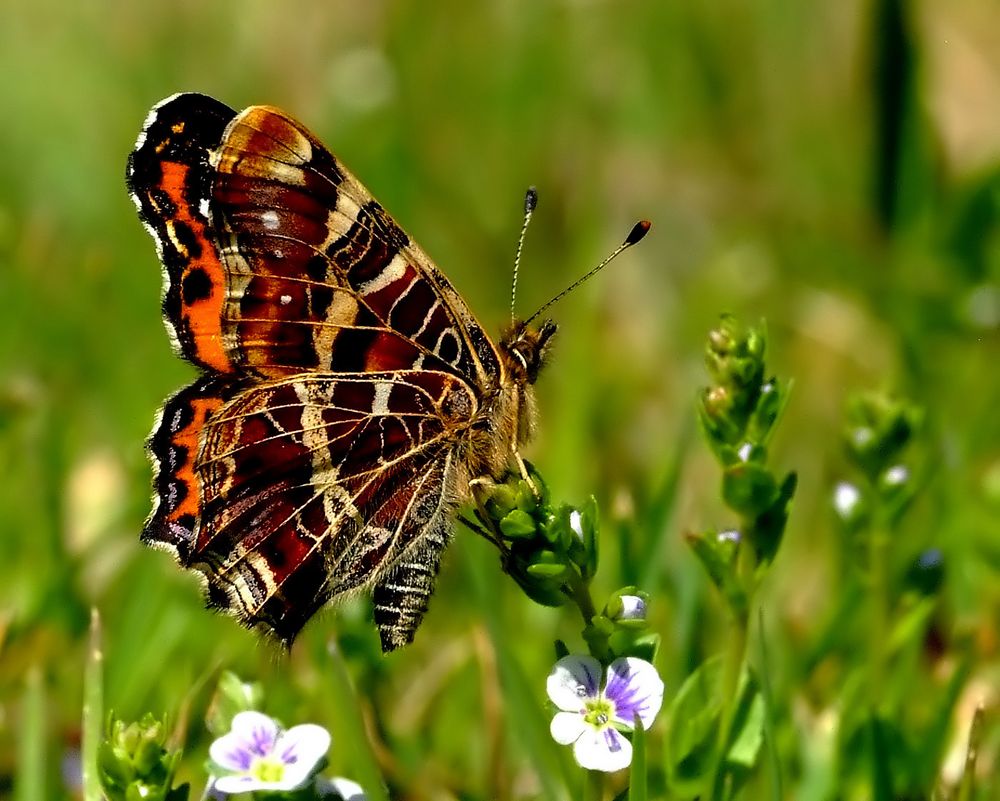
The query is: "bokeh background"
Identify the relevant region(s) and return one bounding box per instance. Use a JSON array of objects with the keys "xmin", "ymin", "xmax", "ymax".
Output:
[{"xmin": 1, "ymin": 0, "xmax": 998, "ymax": 798}]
